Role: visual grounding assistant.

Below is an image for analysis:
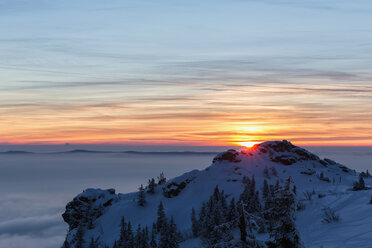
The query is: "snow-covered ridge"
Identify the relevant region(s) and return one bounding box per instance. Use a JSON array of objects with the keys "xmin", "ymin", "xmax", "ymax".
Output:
[{"xmin": 62, "ymin": 140, "xmax": 371, "ymax": 248}]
